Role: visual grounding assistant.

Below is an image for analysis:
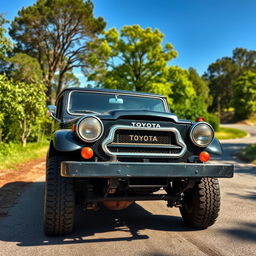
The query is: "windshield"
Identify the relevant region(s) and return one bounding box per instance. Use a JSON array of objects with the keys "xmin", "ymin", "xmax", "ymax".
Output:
[{"xmin": 68, "ymin": 91, "xmax": 166, "ymax": 114}]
